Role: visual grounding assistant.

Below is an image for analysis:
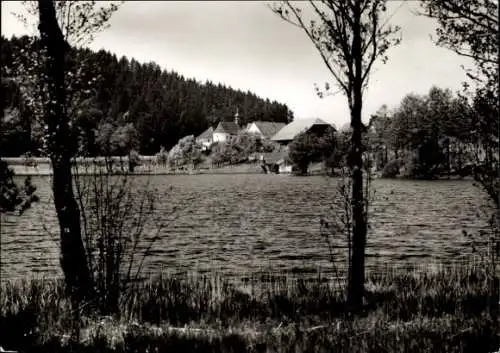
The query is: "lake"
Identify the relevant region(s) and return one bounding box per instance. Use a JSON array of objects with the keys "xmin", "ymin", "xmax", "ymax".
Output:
[{"xmin": 0, "ymin": 174, "xmax": 492, "ymax": 281}]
